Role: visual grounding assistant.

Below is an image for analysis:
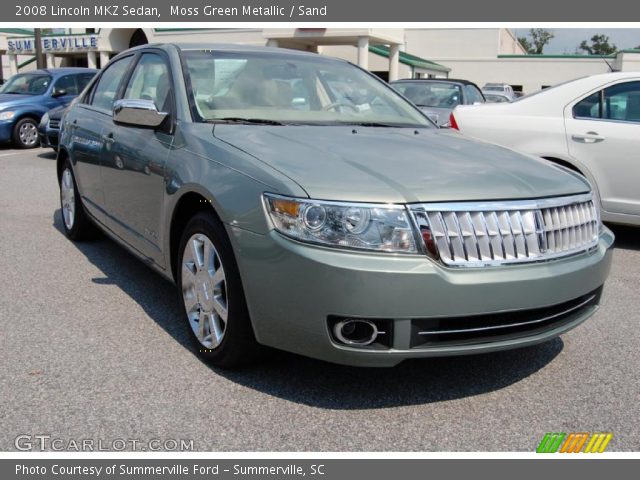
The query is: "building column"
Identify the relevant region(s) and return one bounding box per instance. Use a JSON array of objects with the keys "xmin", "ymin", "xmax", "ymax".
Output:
[
  {"xmin": 87, "ymin": 50, "xmax": 97, "ymax": 69},
  {"xmin": 99, "ymin": 51, "xmax": 110, "ymax": 69},
  {"xmin": 389, "ymin": 44, "xmax": 400, "ymax": 82},
  {"xmin": 8, "ymin": 54, "xmax": 18, "ymax": 75},
  {"xmin": 266, "ymin": 39, "xmax": 279, "ymax": 48},
  {"xmin": 45, "ymin": 53, "xmax": 55, "ymax": 69},
  {"xmin": 357, "ymin": 36, "xmax": 369, "ymax": 70}
]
